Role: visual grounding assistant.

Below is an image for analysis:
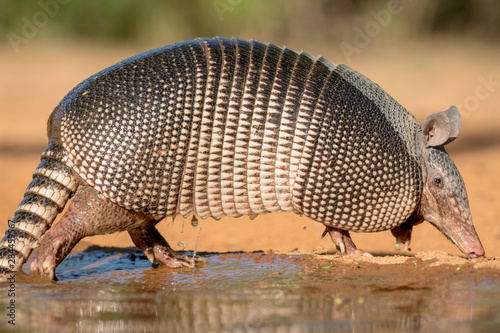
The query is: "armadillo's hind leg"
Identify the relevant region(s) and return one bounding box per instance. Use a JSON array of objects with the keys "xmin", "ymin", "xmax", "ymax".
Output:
[
  {"xmin": 29, "ymin": 186, "xmax": 95, "ymax": 280},
  {"xmin": 30, "ymin": 186, "xmax": 147, "ymax": 280},
  {"xmin": 128, "ymin": 225, "xmax": 205, "ymax": 269},
  {"xmin": 322, "ymin": 226, "xmax": 373, "ymax": 257}
]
